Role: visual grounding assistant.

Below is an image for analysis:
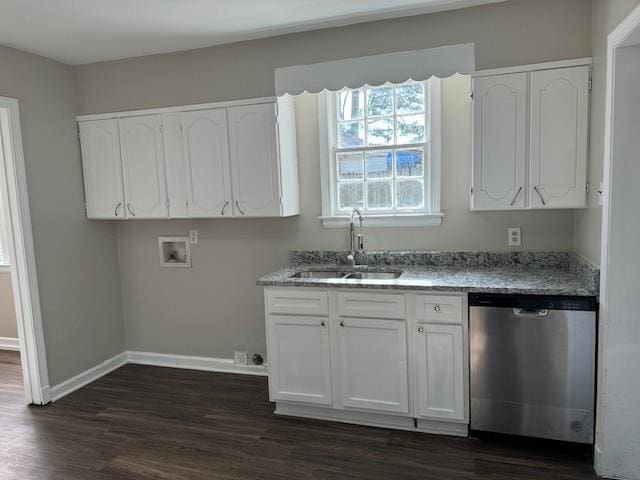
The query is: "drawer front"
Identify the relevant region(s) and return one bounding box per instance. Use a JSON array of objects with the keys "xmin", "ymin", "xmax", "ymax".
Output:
[
  {"xmin": 416, "ymin": 295, "xmax": 463, "ymax": 324},
  {"xmin": 338, "ymin": 292, "xmax": 406, "ymax": 319},
  {"xmin": 266, "ymin": 289, "xmax": 328, "ymax": 316}
]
